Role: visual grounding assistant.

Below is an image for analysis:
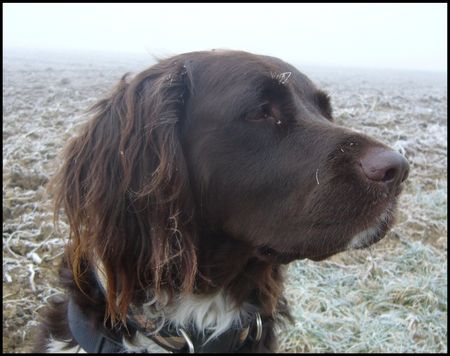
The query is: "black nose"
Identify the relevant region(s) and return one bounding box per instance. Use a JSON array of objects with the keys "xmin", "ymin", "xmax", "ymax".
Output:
[{"xmin": 359, "ymin": 147, "xmax": 409, "ymax": 189}]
